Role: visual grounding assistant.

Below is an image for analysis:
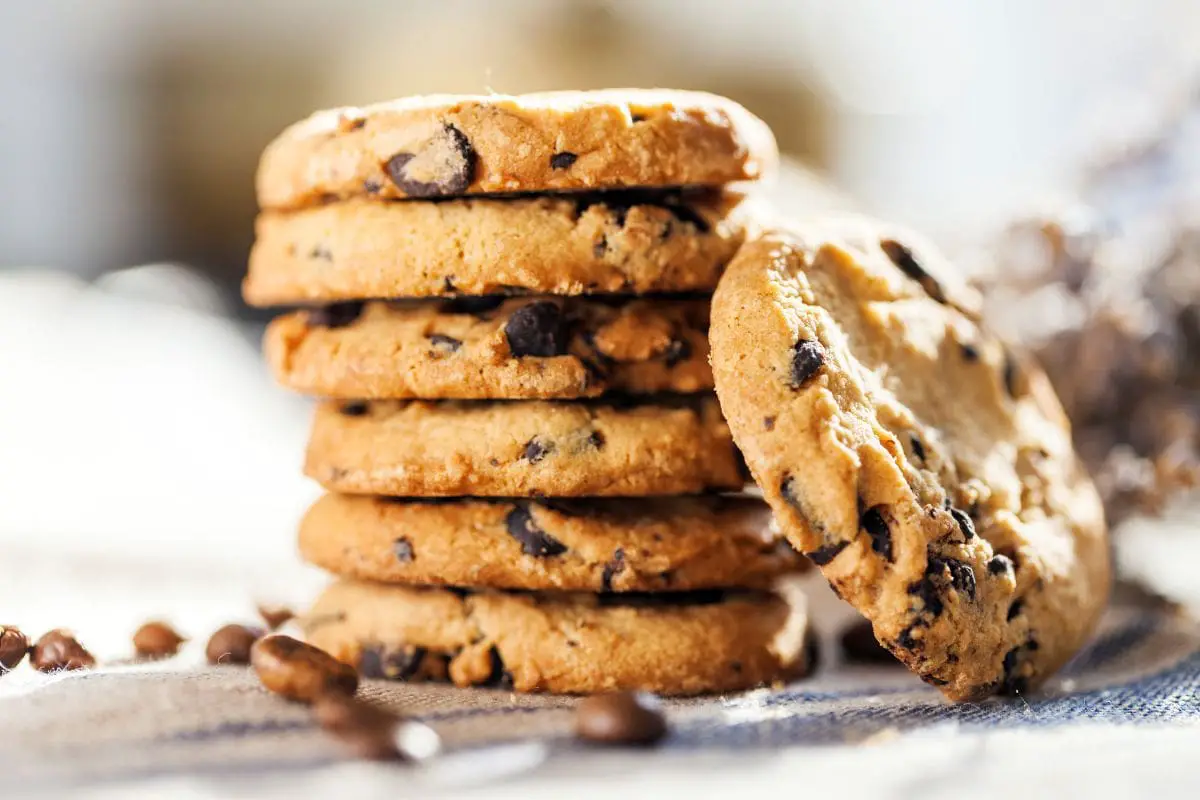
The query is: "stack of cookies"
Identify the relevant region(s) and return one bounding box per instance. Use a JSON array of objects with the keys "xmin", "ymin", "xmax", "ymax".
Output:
[{"xmin": 244, "ymin": 90, "xmax": 813, "ymax": 695}]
